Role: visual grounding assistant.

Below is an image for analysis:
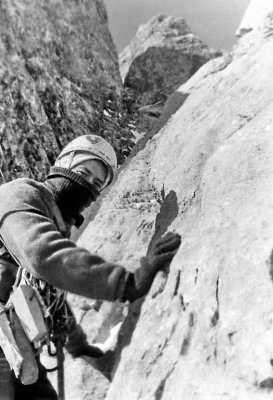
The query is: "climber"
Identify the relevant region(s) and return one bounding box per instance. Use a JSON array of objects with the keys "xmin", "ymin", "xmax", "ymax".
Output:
[{"xmin": 0, "ymin": 134, "xmax": 181, "ymax": 400}]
